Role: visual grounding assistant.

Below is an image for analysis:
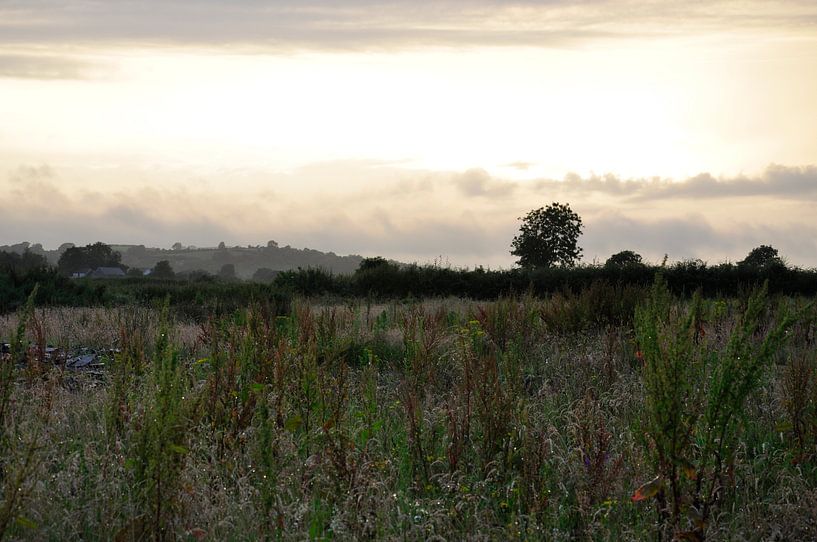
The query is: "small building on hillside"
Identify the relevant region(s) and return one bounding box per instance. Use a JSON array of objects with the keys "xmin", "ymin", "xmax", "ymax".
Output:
[{"xmin": 71, "ymin": 268, "xmax": 93, "ymax": 278}]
